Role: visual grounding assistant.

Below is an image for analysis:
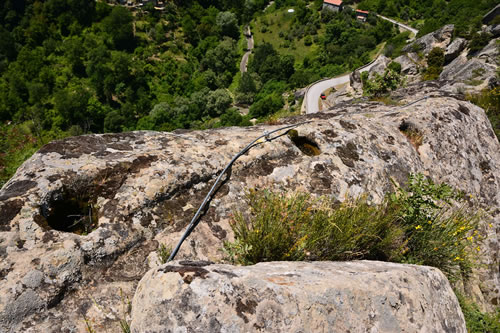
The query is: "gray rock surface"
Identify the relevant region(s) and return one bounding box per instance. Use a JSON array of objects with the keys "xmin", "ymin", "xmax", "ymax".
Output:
[
  {"xmin": 349, "ymin": 69, "xmax": 362, "ymax": 91},
  {"xmin": 131, "ymin": 260, "xmax": 467, "ymax": 333},
  {"xmin": 440, "ymin": 38, "xmax": 499, "ymax": 92},
  {"xmin": 0, "ymin": 81, "xmax": 499, "ymax": 331},
  {"xmin": 403, "ymin": 24, "xmax": 454, "ymax": 55},
  {"xmin": 367, "ymin": 54, "xmax": 391, "ymax": 78},
  {"xmin": 445, "ymin": 37, "xmax": 467, "ymax": 63},
  {"xmin": 393, "ymin": 53, "xmax": 419, "ymax": 76}
]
